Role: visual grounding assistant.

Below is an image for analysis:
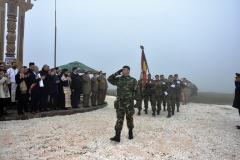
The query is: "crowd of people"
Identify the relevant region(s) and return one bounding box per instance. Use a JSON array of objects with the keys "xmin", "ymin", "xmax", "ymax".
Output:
[{"xmin": 0, "ymin": 61, "xmax": 108, "ymax": 118}]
